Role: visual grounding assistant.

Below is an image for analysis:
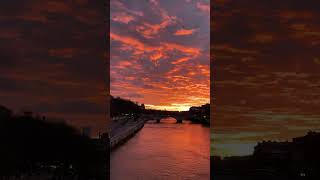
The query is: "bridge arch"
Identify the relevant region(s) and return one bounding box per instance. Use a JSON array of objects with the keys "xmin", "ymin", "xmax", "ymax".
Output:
[
  {"xmin": 141, "ymin": 111, "xmax": 189, "ymax": 124},
  {"xmin": 153, "ymin": 115, "xmax": 187, "ymax": 124}
]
